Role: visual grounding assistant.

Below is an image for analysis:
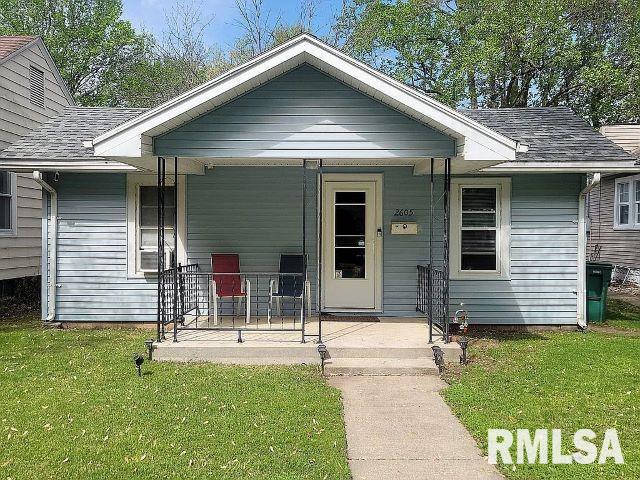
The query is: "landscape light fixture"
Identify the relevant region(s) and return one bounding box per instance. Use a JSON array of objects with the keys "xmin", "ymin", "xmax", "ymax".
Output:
[
  {"xmin": 431, "ymin": 345, "xmax": 445, "ymax": 374},
  {"xmin": 144, "ymin": 339, "xmax": 154, "ymax": 360},
  {"xmin": 458, "ymin": 337, "xmax": 469, "ymax": 365},
  {"xmin": 133, "ymin": 353, "xmax": 144, "ymax": 376},
  {"xmin": 317, "ymin": 343, "xmax": 328, "ymax": 373}
]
